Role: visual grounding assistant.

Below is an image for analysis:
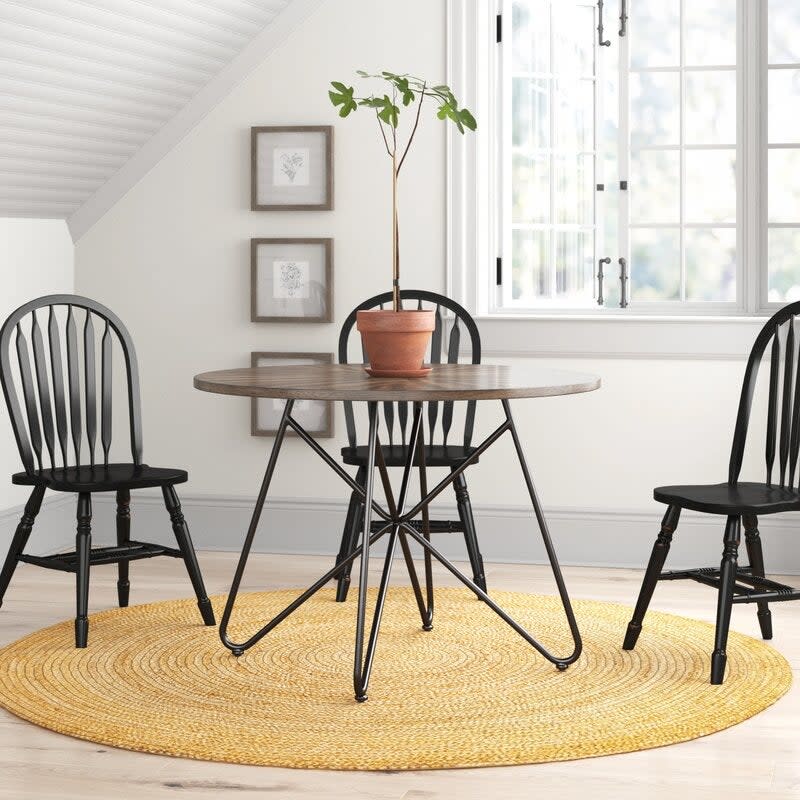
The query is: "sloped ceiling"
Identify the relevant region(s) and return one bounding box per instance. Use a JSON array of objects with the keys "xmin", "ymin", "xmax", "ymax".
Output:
[{"xmin": 0, "ymin": 0, "xmax": 321, "ymax": 237}]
